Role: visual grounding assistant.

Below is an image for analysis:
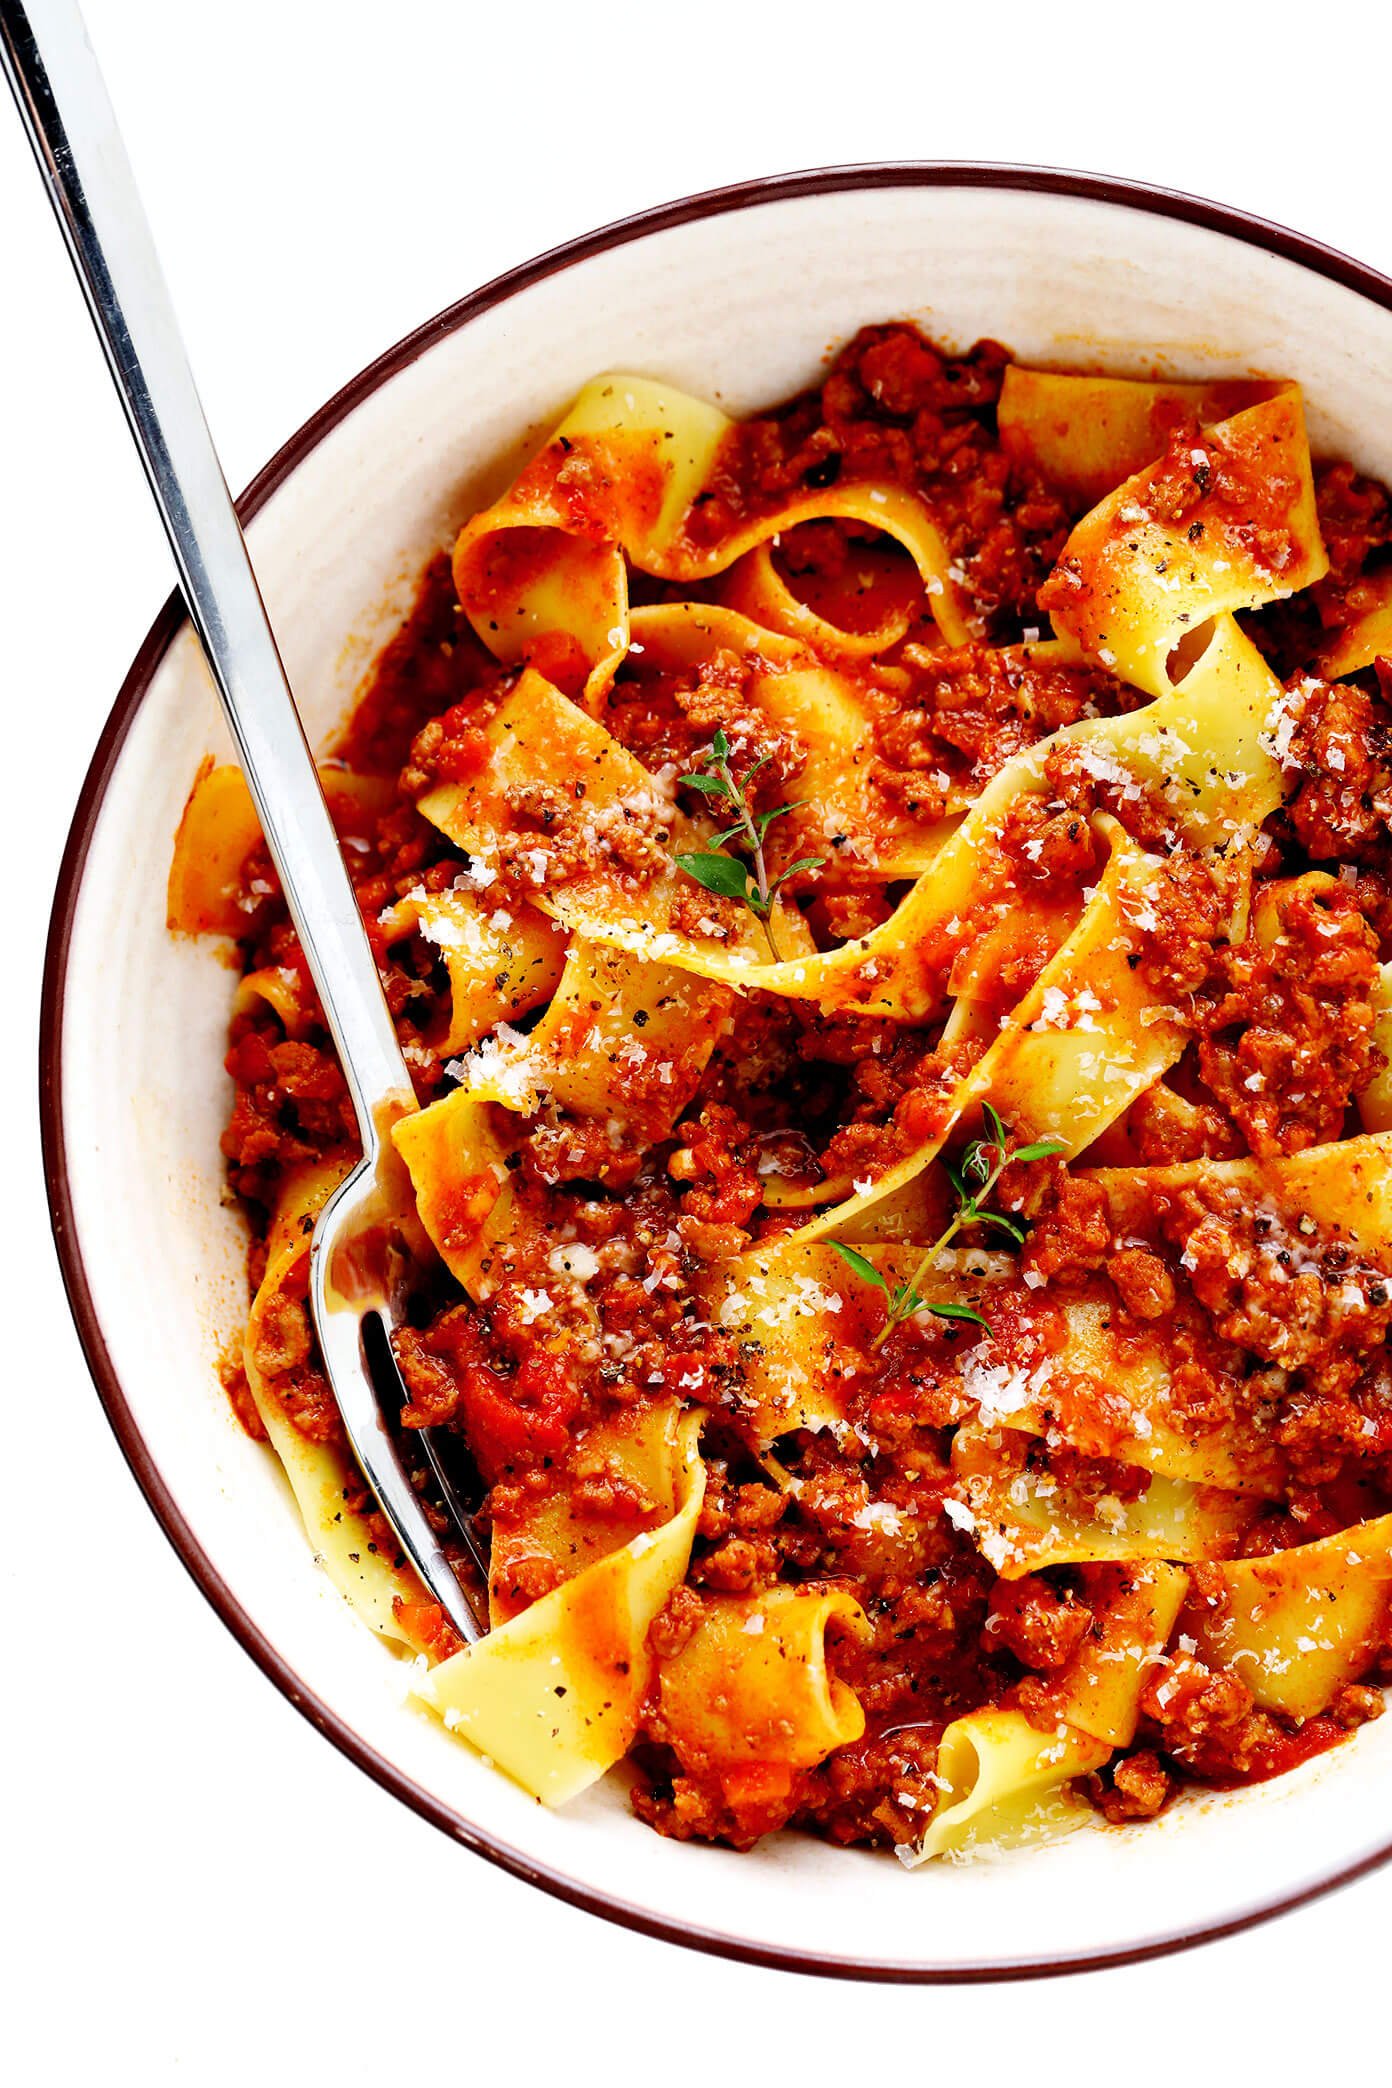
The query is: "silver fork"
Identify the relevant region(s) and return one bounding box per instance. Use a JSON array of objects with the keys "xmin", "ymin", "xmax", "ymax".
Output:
[{"xmin": 4, "ymin": 0, "xmax": 484, "ymax": 1641}]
